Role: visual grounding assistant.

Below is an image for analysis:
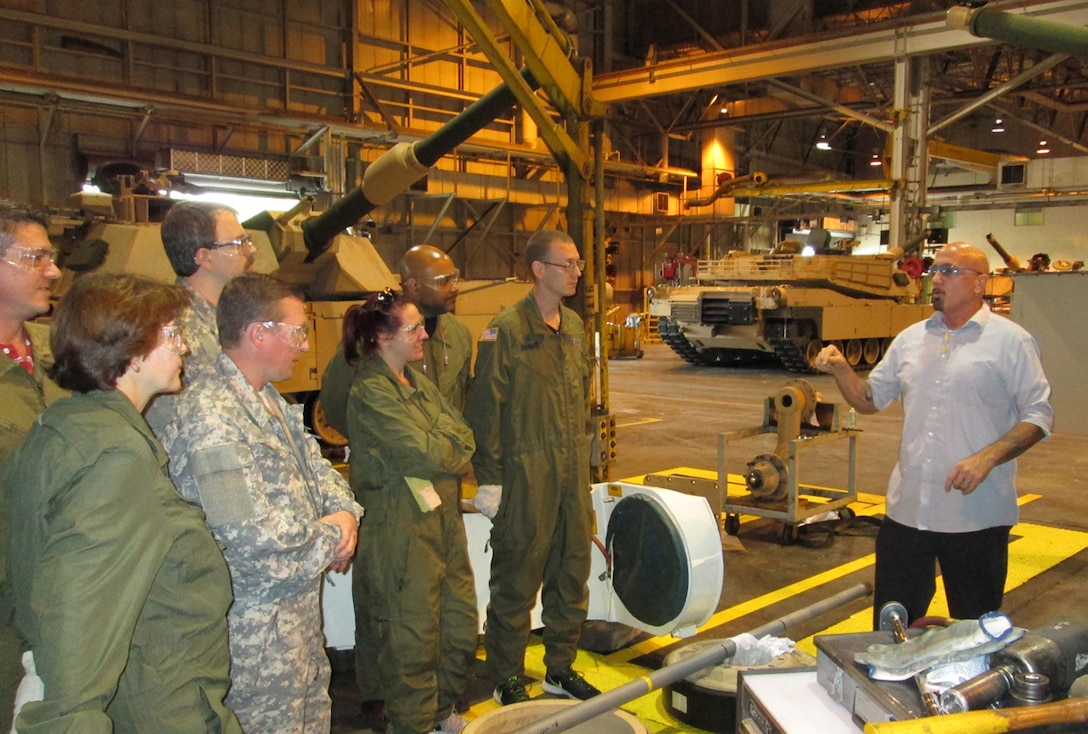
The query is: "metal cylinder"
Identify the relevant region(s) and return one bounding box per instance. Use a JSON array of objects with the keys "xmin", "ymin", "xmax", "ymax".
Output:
[
  {"xmin": 947, "ymin": 5, "xmax": 1088, "ymax": 59},
  {"xmin": 299, "ymin": 67, "xmax": 540, "ymax": 260},
  {"xmin": 507, "ymin": 583, "xmax": 872, "ymax": 734},
  {"xmin": 940, "ymin": 665, "xmax": 1015, "ymax": 714}
]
